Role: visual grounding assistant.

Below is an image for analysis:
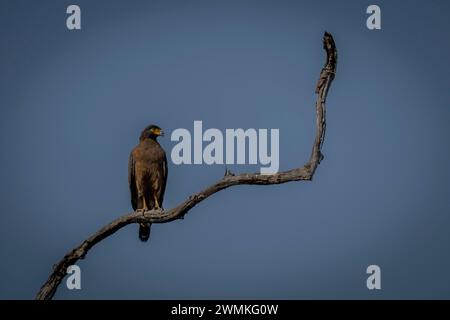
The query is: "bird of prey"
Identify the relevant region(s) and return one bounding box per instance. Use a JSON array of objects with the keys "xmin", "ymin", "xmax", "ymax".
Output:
[{"xmin": 128, "ymin": 124, "xmax": 168, "ymax": 241}]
